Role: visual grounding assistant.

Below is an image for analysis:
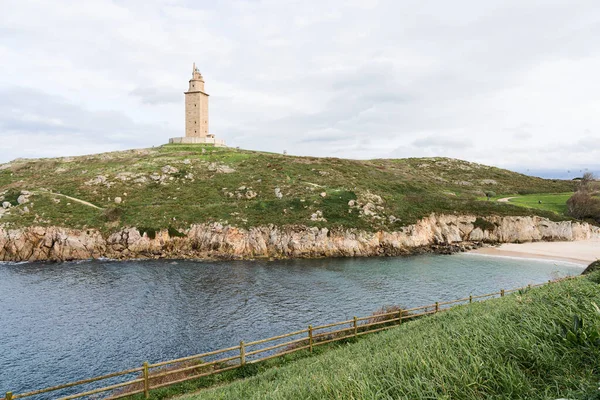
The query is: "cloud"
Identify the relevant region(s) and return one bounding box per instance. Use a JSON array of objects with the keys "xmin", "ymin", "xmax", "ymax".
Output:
[
  {"xmin": 129, "ymin": 87, "xmax": 180, "ymax": 105},
  {"xmin": 0, "ymin": 87, "xmax": 175, "ymax": 161},
  {"xmin": 412, "ymin": 136, "xmax": 472, "ymax": 150},
  {"xmin": 1, "ymin": 0, "xmax": 600, "ymax": 176}
]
